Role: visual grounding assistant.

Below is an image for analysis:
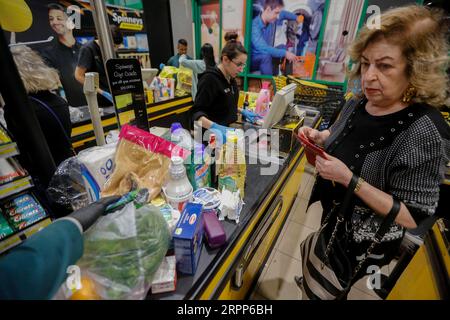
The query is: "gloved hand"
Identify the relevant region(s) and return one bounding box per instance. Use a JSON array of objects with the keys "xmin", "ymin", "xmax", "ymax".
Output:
[
  {"xmin": 159, "ymin": 63, "xmax": 166, "ymax": 70},
  {"xmin": 210, "ymin": 122, "xmax": 233, "ymax": 144},
  {"xmin": 100, "ymin": 90, "xmax": 113, "ymax": 103},
  {"xmin": 68, "ymin": 196, "xmax": 121, "ymax": 232},
  {"xmin": 241, "ymin": 109, "xmax": 262, "ymax": 124}
]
